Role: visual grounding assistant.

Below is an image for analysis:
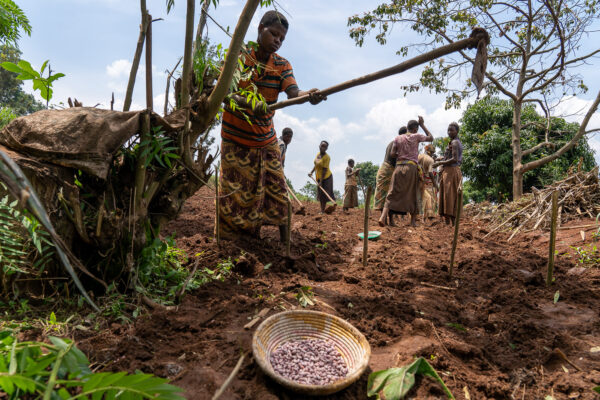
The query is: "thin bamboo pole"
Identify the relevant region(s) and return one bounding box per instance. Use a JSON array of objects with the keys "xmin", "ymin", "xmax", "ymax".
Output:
[
  {"xmin": 449, "ymin": 187, "xmax": 463, "ymax": 278},
  {"xmin": 215, "ymin": 162, "xmax": 221, "ymax": 248},
  {"xmin": 123, "ymin": 0, "xmax": 149, "ymax": 111},
  {"xmin": 363, "ymin": 186, "xmax": 373, "ymax": 267},
  {"xmin": 547, "ymin": 191, "xmax": 559, "ymax": 286},
  {"xmin": 286, "ymin": 200, "xmax": 292, "ymax": 257}
]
